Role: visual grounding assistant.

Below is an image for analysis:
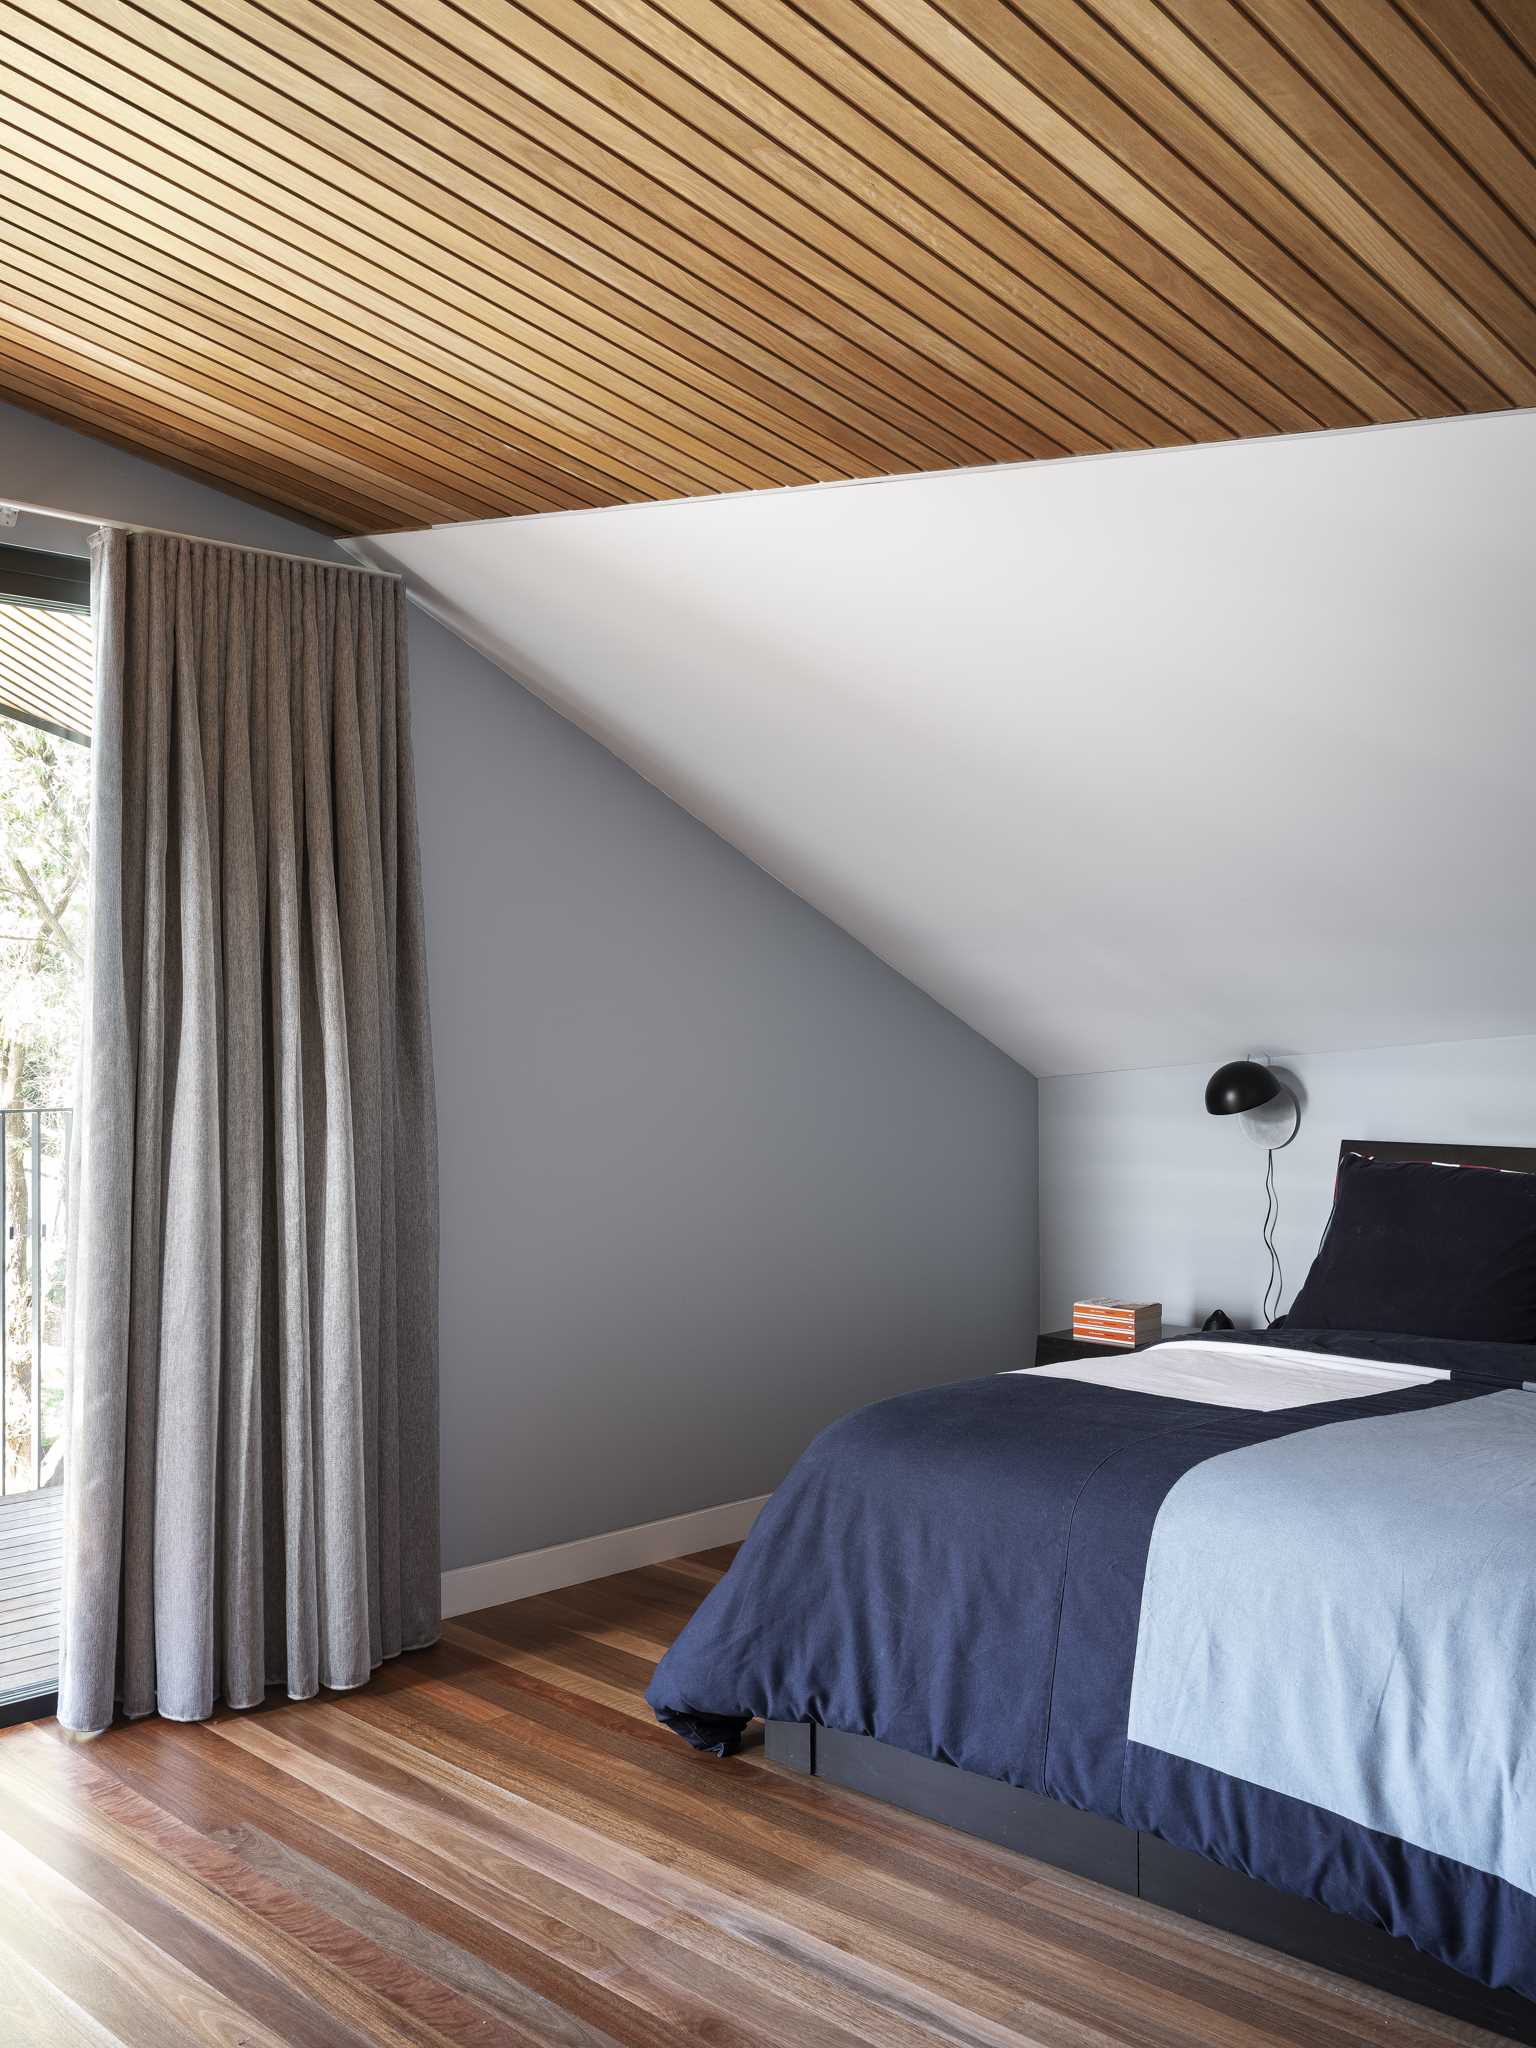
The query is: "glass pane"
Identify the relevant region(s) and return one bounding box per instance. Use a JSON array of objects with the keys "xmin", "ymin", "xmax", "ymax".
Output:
[
  {"xmin": 3, "ymin": 1110, "xmax": 37, "ymax": 1493},
  {"xmin": 38, "ymin": 1109, "xmax": 69, "ymax": 1489},
  {"xmin": 0, "ymin": 660, "xmax": 89, "ymax": 1711},
  {"xmin": 0, "ymin": 687, "xmax": 90, "ymax": 1505}
]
